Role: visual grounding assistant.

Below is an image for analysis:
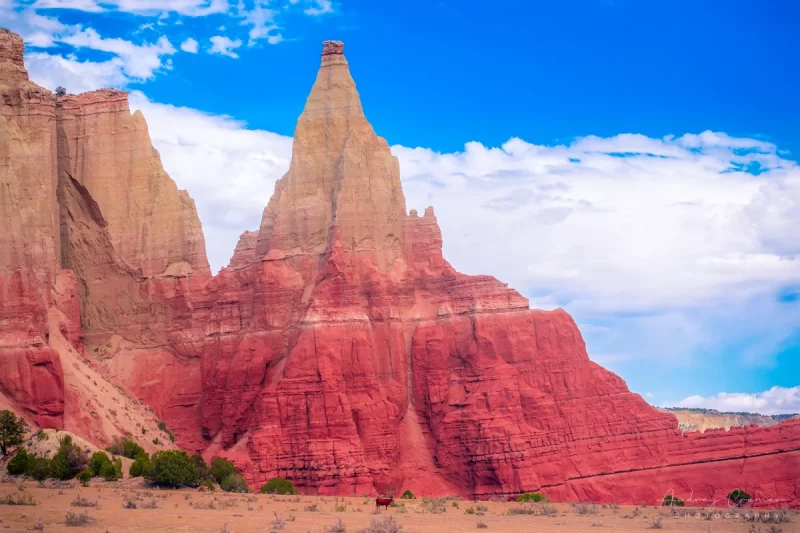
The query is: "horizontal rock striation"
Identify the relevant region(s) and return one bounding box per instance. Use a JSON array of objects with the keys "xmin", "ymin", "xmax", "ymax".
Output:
[{"xmin": 0, "ymin": 31, "xmax": 797, "ymax": 507}]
